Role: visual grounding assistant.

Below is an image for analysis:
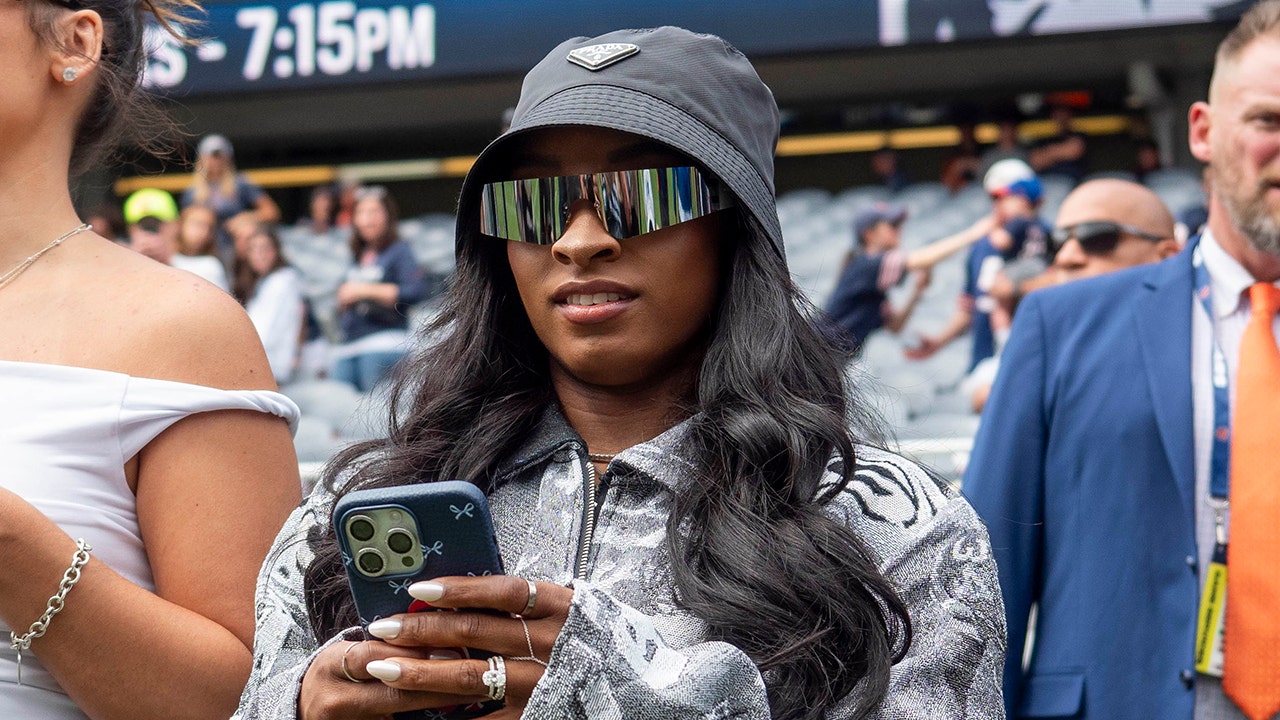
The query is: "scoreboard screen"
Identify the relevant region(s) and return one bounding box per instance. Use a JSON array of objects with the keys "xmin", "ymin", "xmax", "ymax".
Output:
[{"xmin": 151, "ymin": 0, "xmax": 1248, "ymax": 96}]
